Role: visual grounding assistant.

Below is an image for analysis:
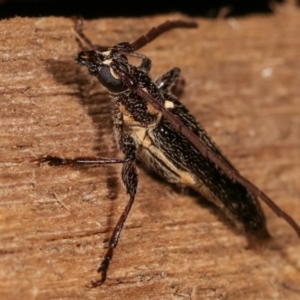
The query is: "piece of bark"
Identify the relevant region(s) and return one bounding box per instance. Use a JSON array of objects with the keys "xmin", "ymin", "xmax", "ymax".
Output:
[{"xmin": 0, "ymin": 10, "xmax": 300, "ymax": 300}]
